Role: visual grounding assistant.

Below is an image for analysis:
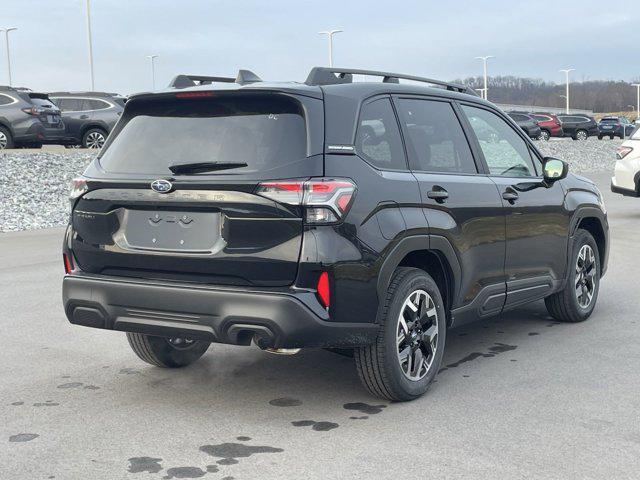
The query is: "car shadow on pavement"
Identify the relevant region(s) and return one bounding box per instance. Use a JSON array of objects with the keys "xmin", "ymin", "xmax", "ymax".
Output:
[{"xmin": 91, "ymin": 299, "xmax": 563, "ymax": 409}]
